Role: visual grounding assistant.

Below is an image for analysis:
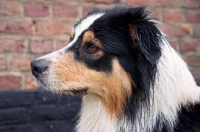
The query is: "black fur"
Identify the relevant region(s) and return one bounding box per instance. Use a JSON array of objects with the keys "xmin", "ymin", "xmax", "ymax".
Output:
[
  {"xmin": 69, "ymin": 7, "xmax": 200, "ymax": 132},
  {"xmin": 174, "ymin": 104, "xmax": 200, "ymax": 132},
  {"xmin": 88, "ymin": 7, "xmax": 163, "ymax": 130}
]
